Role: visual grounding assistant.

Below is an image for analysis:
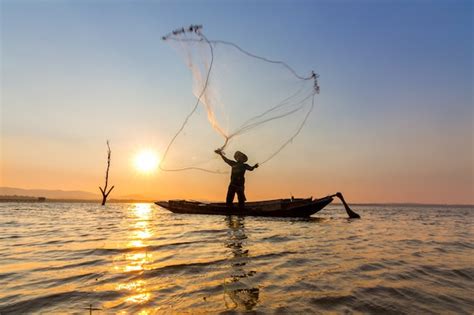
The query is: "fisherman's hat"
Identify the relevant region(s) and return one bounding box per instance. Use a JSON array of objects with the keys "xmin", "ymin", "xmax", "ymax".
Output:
[{"xmin": 234, "ymin": 151, "xmax": 248, "ymax": 163}]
